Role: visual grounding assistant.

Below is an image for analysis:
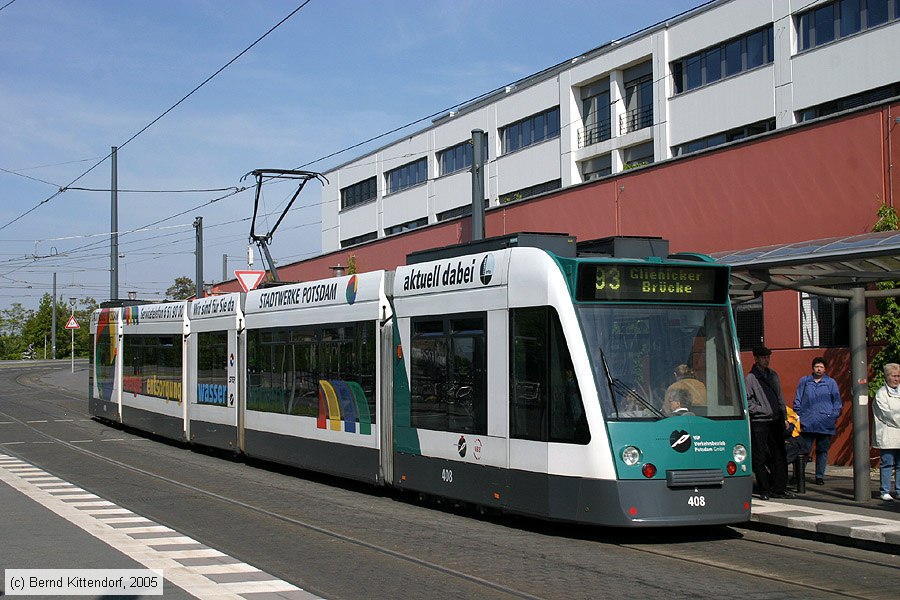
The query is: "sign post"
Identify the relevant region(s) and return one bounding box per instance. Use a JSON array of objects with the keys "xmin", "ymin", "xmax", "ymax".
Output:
[{"xmin": 65, "ymin": 310, "xmax": 80, "ymax": 373}]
